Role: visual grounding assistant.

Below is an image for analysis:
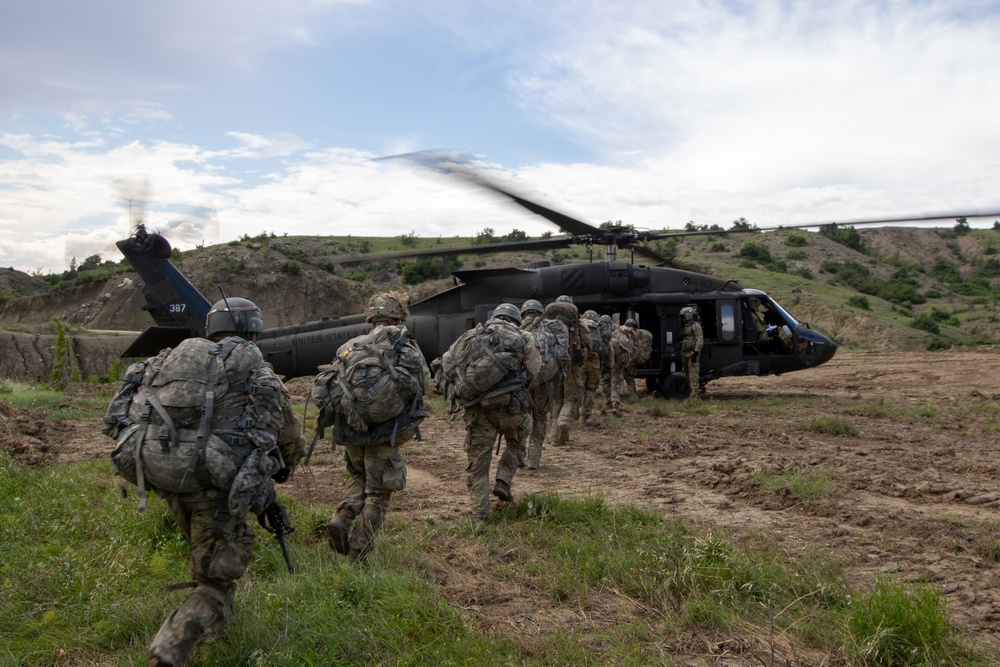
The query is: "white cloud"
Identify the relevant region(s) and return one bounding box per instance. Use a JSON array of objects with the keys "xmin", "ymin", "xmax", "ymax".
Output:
[{"xmin": 2, "ymin": 0, "xmax": 1000, "ymax": 273}]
